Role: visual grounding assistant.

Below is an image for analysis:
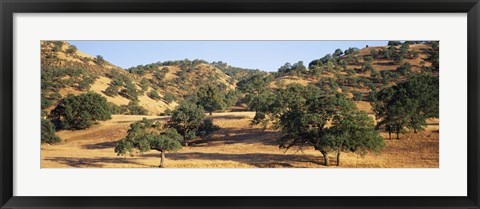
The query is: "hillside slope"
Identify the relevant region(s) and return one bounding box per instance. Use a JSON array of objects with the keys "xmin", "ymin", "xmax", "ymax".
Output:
[{"xmin": 41, "ymin": 41, "xmax": 246, "ymax": 115}]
